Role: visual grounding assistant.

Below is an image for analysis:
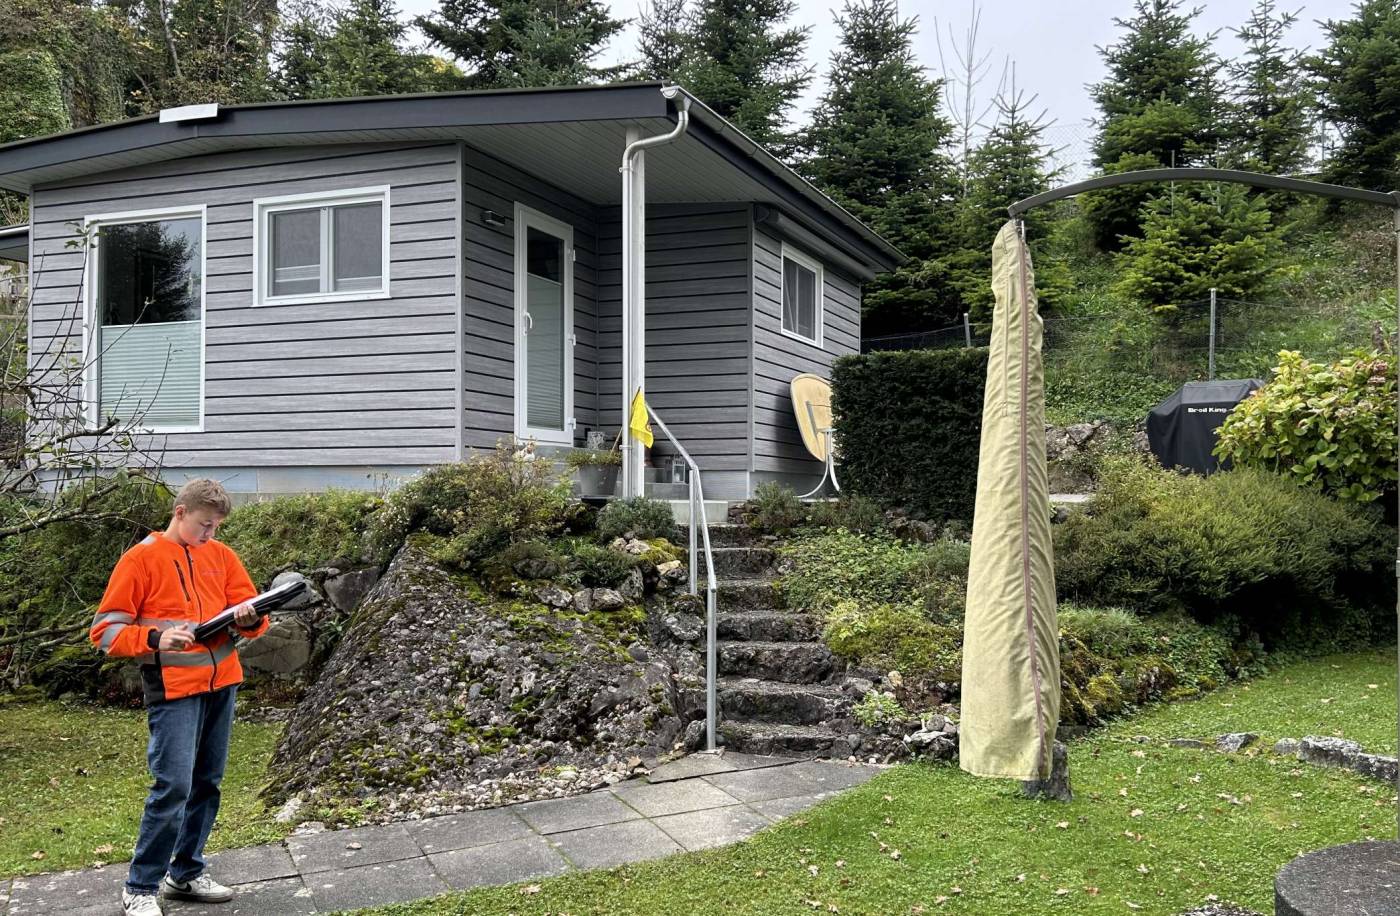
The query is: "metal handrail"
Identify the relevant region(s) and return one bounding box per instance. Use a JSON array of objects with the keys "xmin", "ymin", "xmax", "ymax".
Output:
[{"xmin": 646, "ymin": 404, "xmax": 719, "ymax": 752}]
